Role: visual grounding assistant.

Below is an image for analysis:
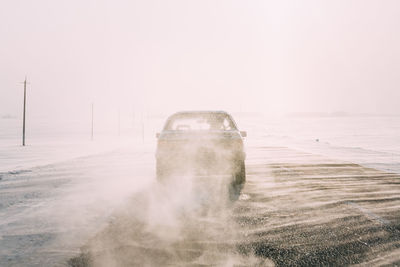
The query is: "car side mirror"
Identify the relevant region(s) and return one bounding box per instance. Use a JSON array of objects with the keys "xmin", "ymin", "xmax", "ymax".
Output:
[
  {"xmin": 240, "ymin": 131, "xmax": 247, "ymax": 137},
  {"xmin": 156, "ymin": 132, "xmax": 160, "ymax": 138}
]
